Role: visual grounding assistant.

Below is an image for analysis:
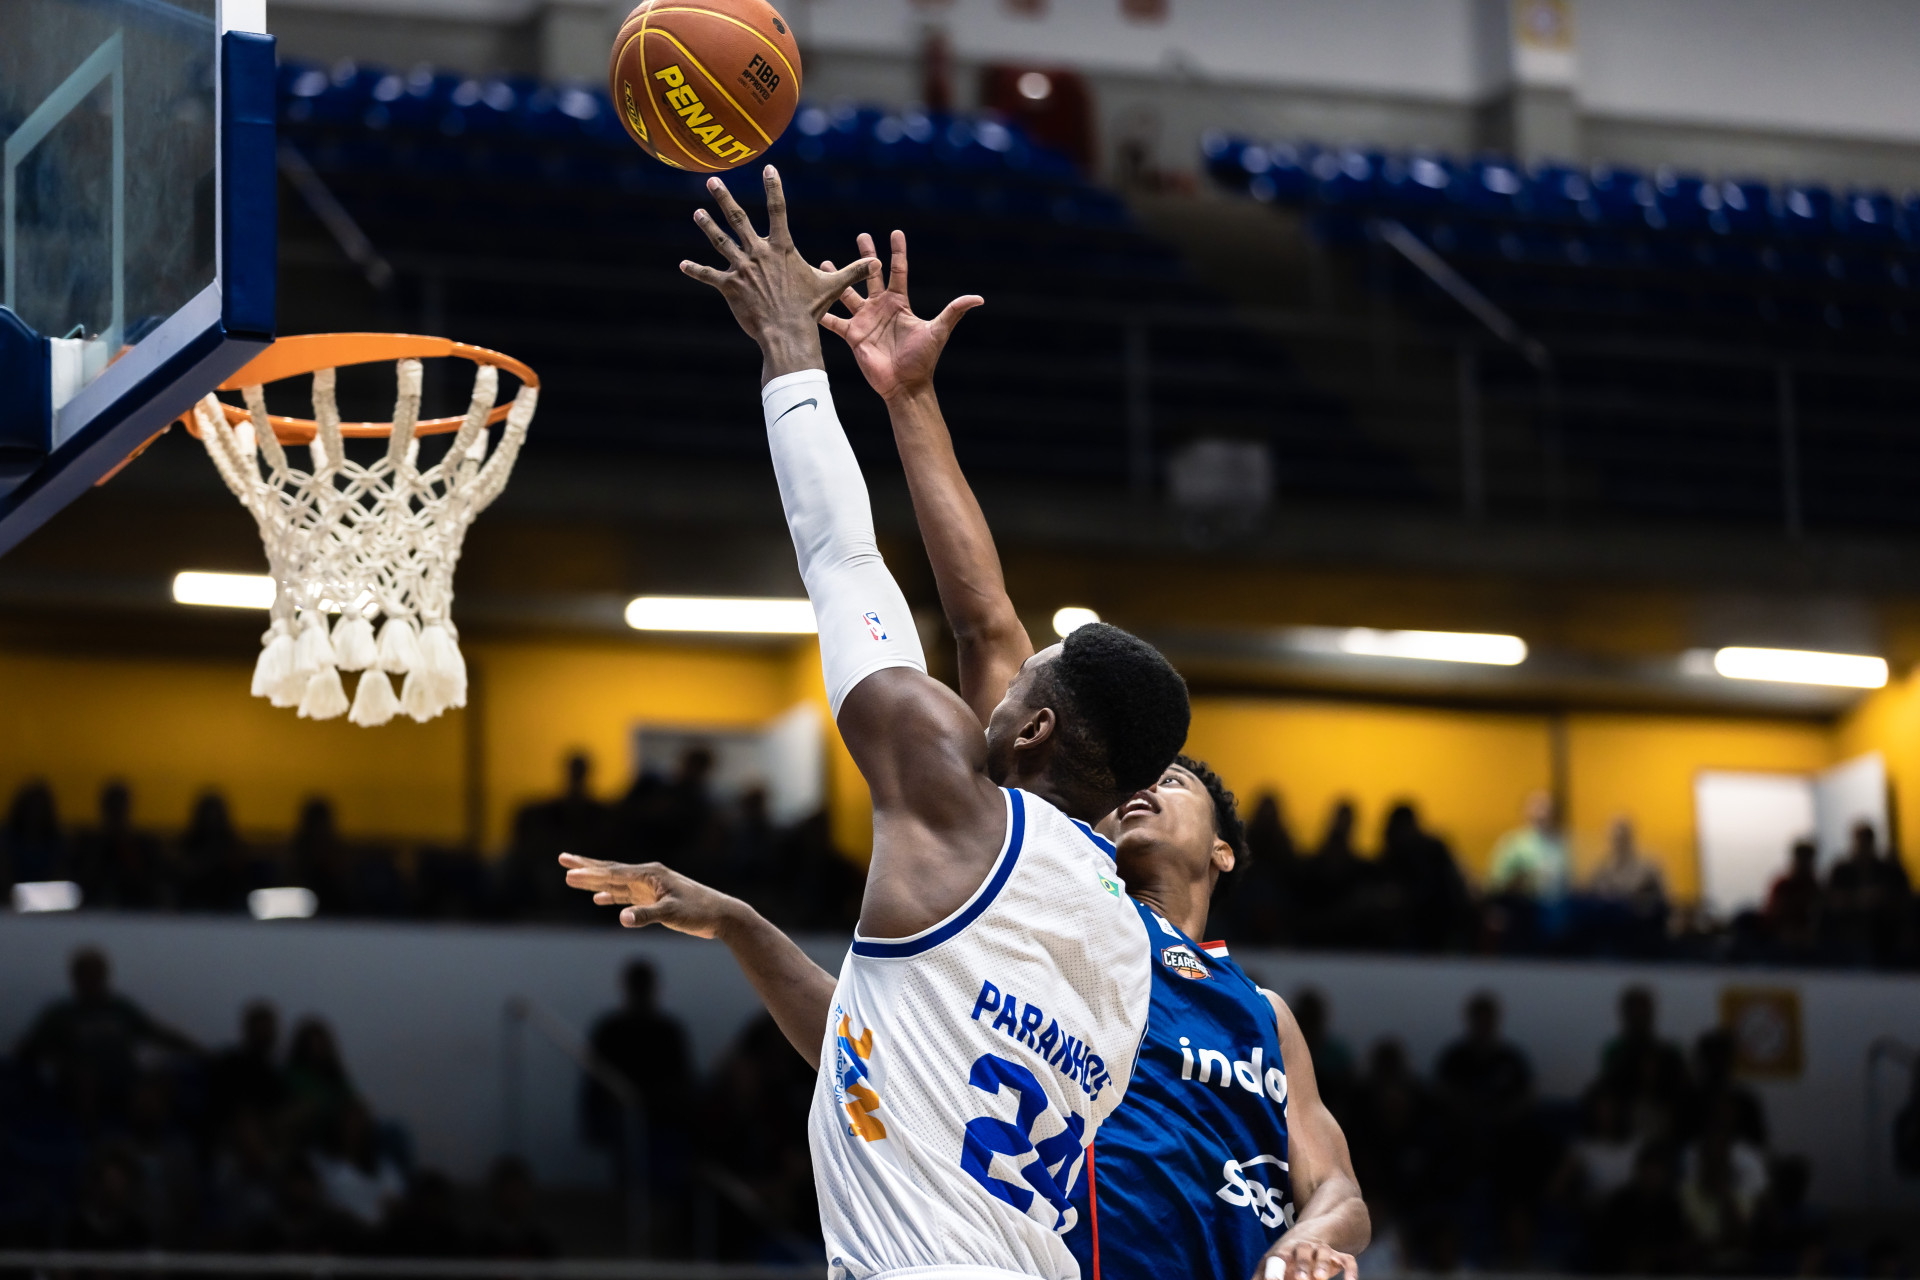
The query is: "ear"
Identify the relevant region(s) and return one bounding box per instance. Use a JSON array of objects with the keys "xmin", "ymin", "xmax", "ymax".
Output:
[
  {"xmin": 1211, "ymin": 837, "xmax": 1236, "ymax": 878},
  {"xmin": 1012, "ymin": 706, "xmax": 1056, "ymax": 753}
]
